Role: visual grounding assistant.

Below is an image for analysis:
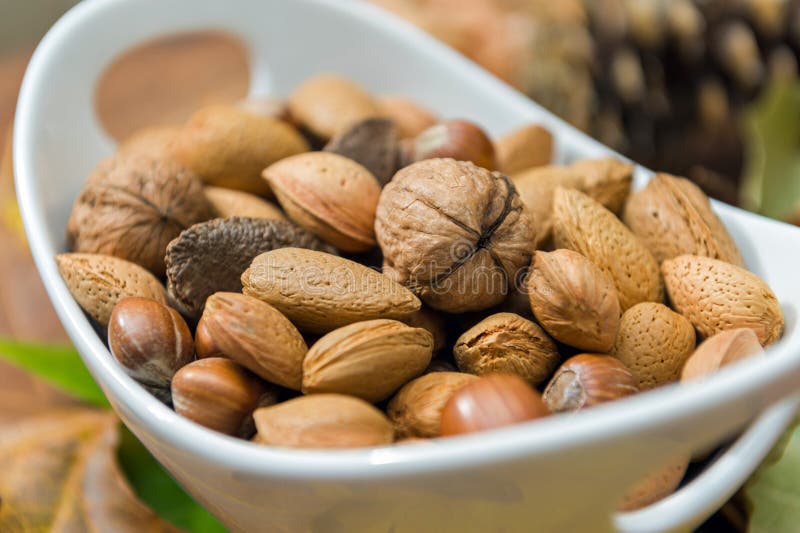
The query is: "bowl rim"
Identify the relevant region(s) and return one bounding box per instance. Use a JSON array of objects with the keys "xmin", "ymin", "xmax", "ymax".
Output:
[{"xmin": 13, "ymin": 0, "xmax": 800, "ymax": 483}]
